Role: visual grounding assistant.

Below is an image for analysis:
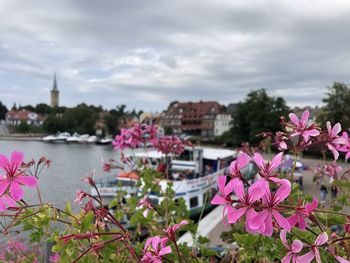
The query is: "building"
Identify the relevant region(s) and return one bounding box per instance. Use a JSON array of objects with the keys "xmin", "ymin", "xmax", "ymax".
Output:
[
  {"xmin": 51, "ymin": 74, "xmax": 59, "ymax": 107},
  {"xmin": 161, "ymin": 101, "xmax": 231, "ymax": 137},
  {"xmin": 6, "ymin": 110, "xmax": 45, "ymax": 126}
]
